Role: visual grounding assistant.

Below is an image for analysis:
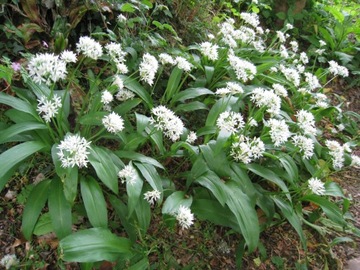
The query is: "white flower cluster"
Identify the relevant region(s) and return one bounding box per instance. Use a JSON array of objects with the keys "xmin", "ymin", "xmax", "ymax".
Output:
[
  {"xmin": 231, "ymin": 135, "xmax": 265, "ymax": 164},
  {"xmin": 159, "ymin": 53, "xmax": 176, "ymax": 65},
  {"xmin": 139, "ymin": 53, "xmax": 159, "ymax": 85},
  {"xmin": 276, "ymin": 31, "xmax": 287, "ymax": 43},
  {"xmin": 37, "ymin": 94, "xmax": 62, "ymax": 122},
  {"xmin": 176, "ymin": 205, "xmax": 195, "ymax": 229},
  {"xmin": 216, "ymin": 111, "xmax": 245, "ymax": 134},
  {"xmin": 118, "ymin": 164, "xmax": 137, "ymax": 185},
  {"xmin": 101, "ymin": 90, "xmax": 113, "ymax": 105},
  {"xmin": 57, "ymin": 134, "xmax": 91, "ymax": 168},
  {"xmin": 105, "ymin": 42, "xmax": 128, "ymax": 73},
  {"xmin": 290, "ymin": 41, "xmax": 299, "ymax": 52},
  {"xmin": 102, "ymin": 112, "xmax": 124, "ymax": 133},
  {"xmin": 186, "ymin": 131, "xmax": 197, "ymax": 144},
  {"xmin": 304, "ymin": 72, "xmax": 321, "ymax": 91},
  {"xmin": 112, "ymin": 76, "xmax": 135, "ymax": 101},
  {"xmin": 250, "ymin": 87, "xmax": 281, "ymax": 116},
  {"xmin": 351, "ymin": 155, "xmax": 360, "ymax": 167},
  {"xmin": 228, "ymin": 54, "xmax": 257, "ymax": 82},
  {"xmin": 0, "ymin": 254, "xmax": 19, "ymax": 269},
  {"xmin": 272, "ymin": 83, "xmax": 288, "ymax": 97},
  {"xmin": 296, "ymin": 110, "xmax": 317, "ymax": 136},
  {"xmin": 144, "ymin": 189, "xmax": 161, "ymax": 205},
  {"xmin": 266, "ymin": 119, "xmax": 291, "ymax": 146},
  {"xmin": 299, "ymin": 52, "xmax": 309, "ymax": 64},
  {"xmin": 175, "ymin": 56, "xmax": 192, "ymax": 72},
  {"xmin": 314, "ymin": 93, "xmax": 329, "ymax": 108},
  {"xmin": 150, "ymin": 106, "xmax": 184, "ymax": 142},
  {"xmin": 76, "ymin": 36, "xmax": 103, "ymax": 60},
  {"xmin": 215, "ymin": 82, "xmax": 244, "ymax": 96},
  {"xmin": 308, "ymin": 177, "xmax": 325, "ymax": 195},
  {"xmin": 279, "ymin": 65, "xmax": 300, "ymax": 87},
  {"xmin": 292, "ymin": 135, "xmax": 314, "ymax": 159},
  {"xmin": 200, "ymin": 42, "xmax": 219, "ymax": 61},
  {"xmin": 60, "ymin": 50, "xmax": 77, "ymax": 63},
  {"xmin": 328, "ymin": 60, "xmax": 349, "ymax": 77},
  {"xmin": 325, "ymin": 140, "xmax": 350, "ymax": 169},
  {"xmin": 240, "ymin": 12, "xmax": 260, "ymax": 28},
  {"xmin": 27, "ymin": 53, "xmax": 67, "ymax": 85}
]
